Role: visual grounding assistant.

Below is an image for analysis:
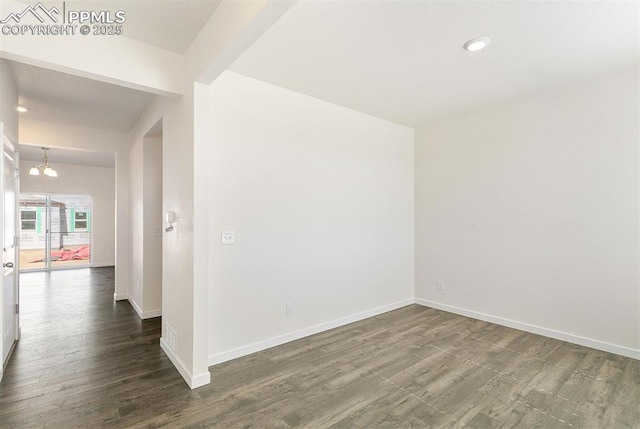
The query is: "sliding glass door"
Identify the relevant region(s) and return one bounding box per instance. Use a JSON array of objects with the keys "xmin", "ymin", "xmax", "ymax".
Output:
[
  {"xmin": 19, "ymin": 194, "xmax": 47, "ymax": 270},
  {"xmin": 19, "ymin": 193, "xmax": 92, "ymax": 271}
]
